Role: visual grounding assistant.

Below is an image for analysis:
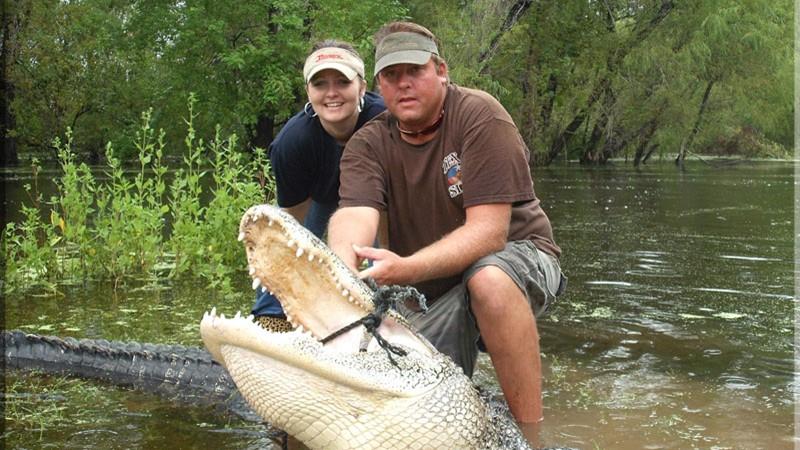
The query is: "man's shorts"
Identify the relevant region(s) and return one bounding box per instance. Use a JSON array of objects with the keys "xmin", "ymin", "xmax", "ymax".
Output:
[{"xmin": 395, "ymin": 240, "xmax": 566, "ymax": 377}]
